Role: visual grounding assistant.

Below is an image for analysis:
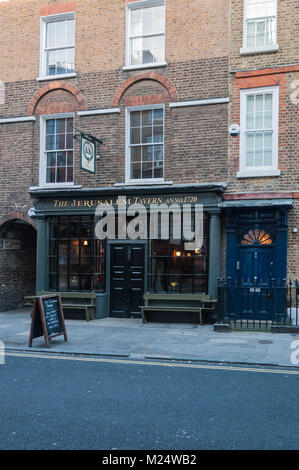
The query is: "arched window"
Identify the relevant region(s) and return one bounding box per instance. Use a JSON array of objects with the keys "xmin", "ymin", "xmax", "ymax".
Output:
[{"xmin": 241, "ymin": 228, "xmax": 273, "ymax": 246}]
